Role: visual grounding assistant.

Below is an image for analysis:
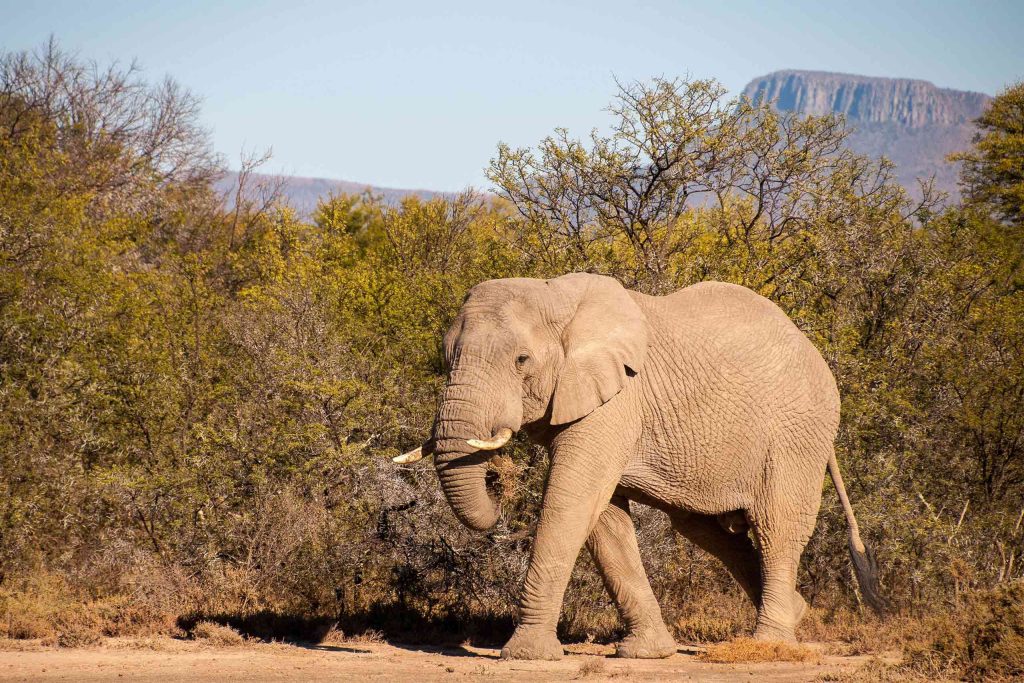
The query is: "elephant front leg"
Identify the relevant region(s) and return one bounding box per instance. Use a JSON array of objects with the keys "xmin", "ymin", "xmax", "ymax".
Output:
[
  {"xmin": 500, "ymin": 428, "xmax": 632, "ymax": 660},
  {"xmin": 587, "ymin": 495, "xmax": 677, "ymax": 659}
]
